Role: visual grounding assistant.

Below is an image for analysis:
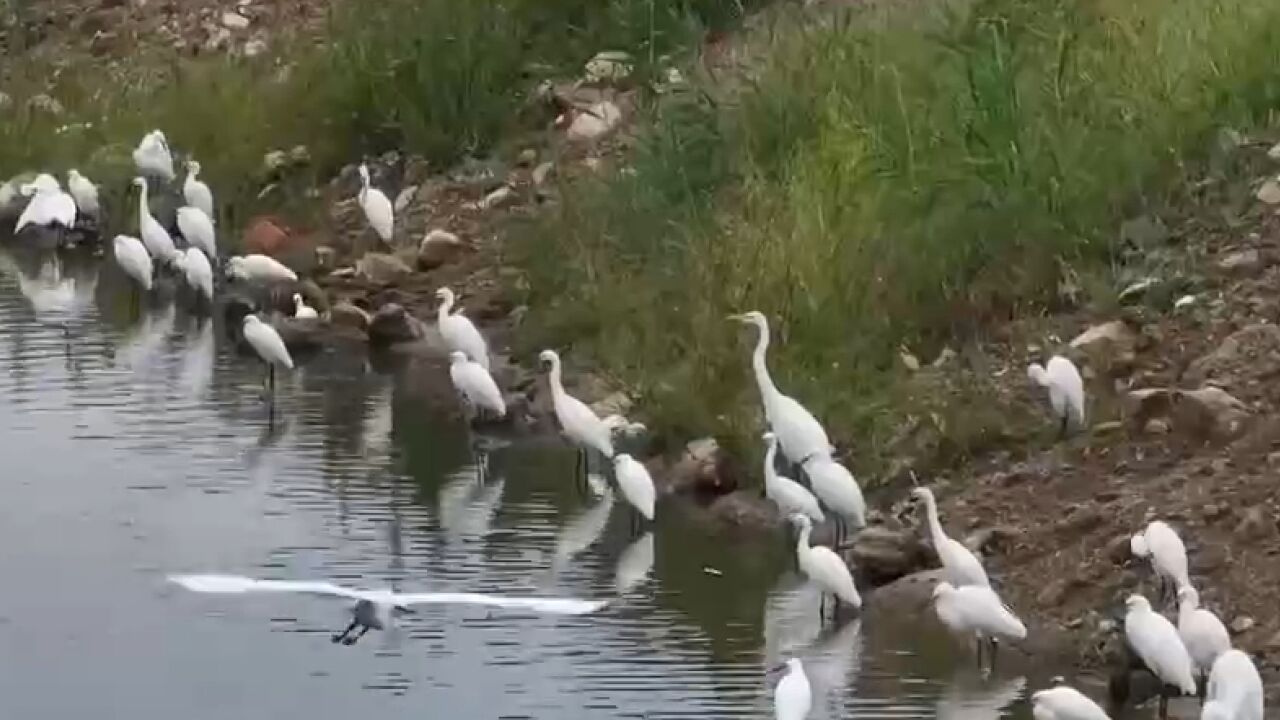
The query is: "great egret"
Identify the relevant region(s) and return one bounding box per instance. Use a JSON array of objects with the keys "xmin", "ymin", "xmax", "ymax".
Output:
[
  {"xmin": 910, "ymin": 487, "xmax": 990, "ymax": 587},
  {"xmin": 293, "ymin": 293, "xmax": 319, "ymax": 320},
  {"xmin": 66, "ymin": 169, "xmax": 99, "ymax": 218},
  {"xmin": 242, "ymin": 315, "xmax": 294, "ymax": 395},
  {"xmin": 729, "ymin": 311, "xmax": 832, "ymax": 465},
  {"xmin": 932, "ymin": 581, "xmax": 1026, "ymax": 672},
  {"xmin": 1202, "ymin": 650, "xmax": 1263, "ymax": 720},
  {"xmin": 613, "ymin": 453, "xmax": 656, "ymax": 531},
  {"xmin": 436, "ymin": 286, "xmax": 489, "ymax": 369},
  {"xmin": 357, "ymin": 163, "xmax": 393, "ymax": 243},
  {"xmin": 168, "ymin": 573, "xmax": 608, "ymax": 646},
  {"xmin": 789, "ymin": 514, "xmax": 860, "ymax": 621},
  {"xmin": 132, "ymin": 177, "xmax": 176, "ymax": 264},
  {"xmin": 1031, "ymin": 683, "xmax": 1112, "ymax": 720},
  {"xmin": 1176, "ymin": 586, "xmax": 1231, "ymax": 689},
  {"xmin": 449, "ymin": 351, "xmax": 505, "ymax": 421},
  {"xmin": 176, "ymin": 206, "xmax": 217, "ymax": 261},
  {"xmin": 15, "ymin": 182, "xmax": 76, "ymax": 234},
  {"xmin": 176, "ymin": 247, "xmax": 213, "ymax": 306},
  {"xmin": 1027, "ymin": 355, "xmax": 1085, "ymax": 436},
  {"xmin": 773, "ymin": 657, "xmax": 813, "ymax": 720},
  {"xmin": 133, "ymin": 129, "xmax": 175, "ymax": 181},
  {"xmin": 183, "ymin": 160, "xmax": 214, "ymax": 219},
  {"xmin": 1131, "ymin": 521, "xmax": 1190, "ymax": 607},
  {"xmin": 1124, "ymin": 594, "xmax": 1196, "ymax": 719},
  {"xmin": 801, "ymin": 454, "xmax": 865, "ymax": 545},
  {"xmin": 226, "ymin": 254, "xmax": 297, "ymax": 284},
  {"xmin": 762, "ymin": 432, "xmax": 824, "ymax": 523},
  {"xmin": 113, "ymin": 235, "xmax": 153, "ymax": 310},
  {"xmin": 539, "ymin": 349, "xmax": 614, "ymax": 490}
]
